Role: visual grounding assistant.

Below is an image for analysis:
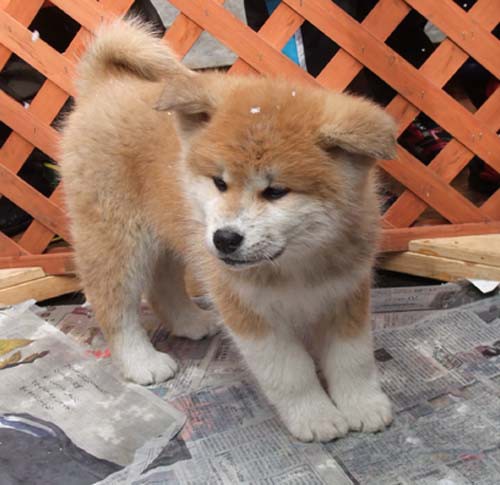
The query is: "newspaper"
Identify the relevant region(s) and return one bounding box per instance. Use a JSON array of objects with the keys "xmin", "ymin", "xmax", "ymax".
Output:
[
  {"xmin": 96, "ymin": 285, "xmax": 500, "ymax": 485},
  {"xmin": 8, "ymin": 282, "xmax": 500, "ymax": 484},
  {"xmin": 0, "ymin": 303, "xmax": 185, "ymax": 477},
  {"xmin": 35, "ymin": 302, "xmax": 221, "ymax": 400}
]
